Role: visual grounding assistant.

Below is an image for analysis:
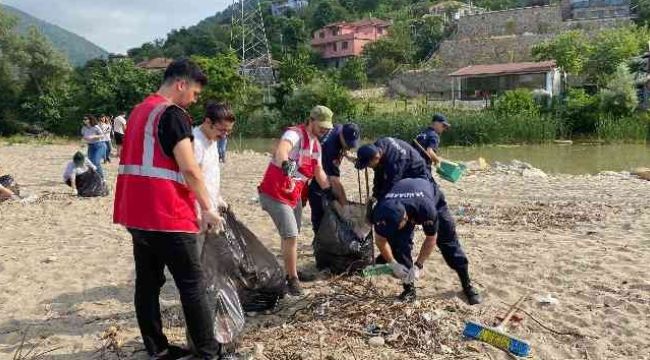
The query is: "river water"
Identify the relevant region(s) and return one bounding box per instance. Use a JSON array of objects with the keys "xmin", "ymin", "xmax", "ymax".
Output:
[{"xmin": 229, "ymin": 138, "xmax": 649, "ymax": 175}]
